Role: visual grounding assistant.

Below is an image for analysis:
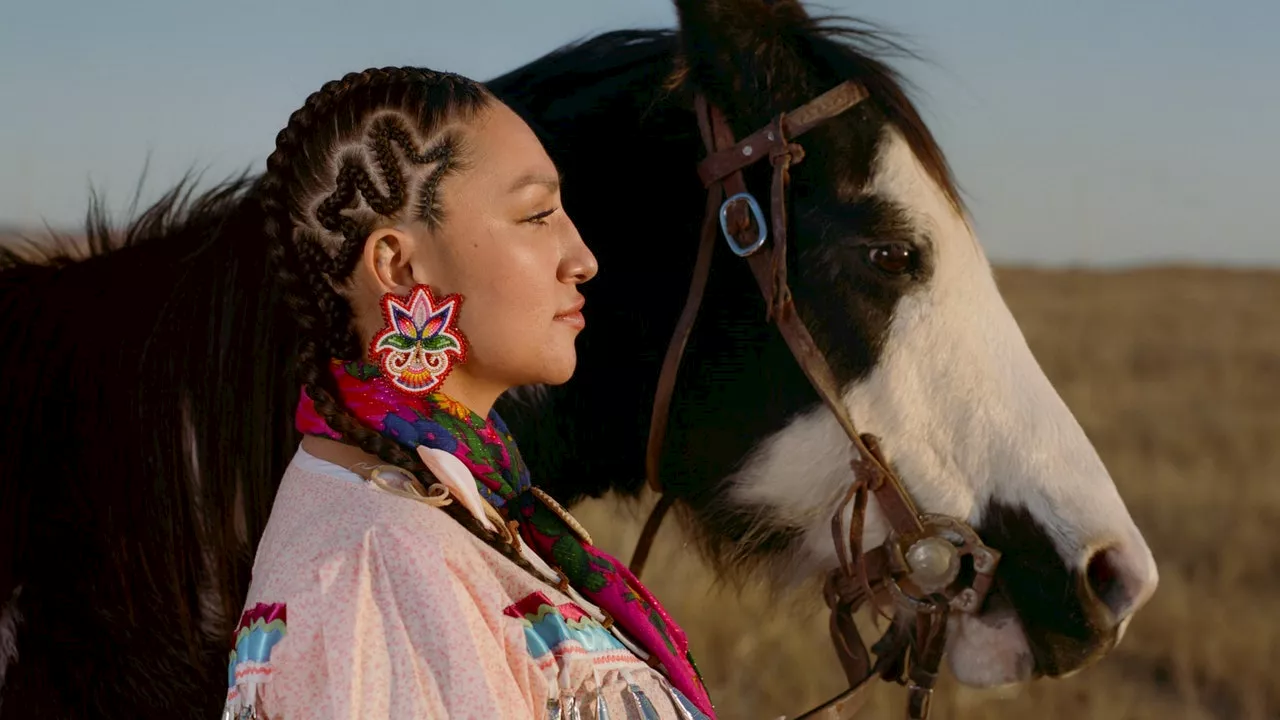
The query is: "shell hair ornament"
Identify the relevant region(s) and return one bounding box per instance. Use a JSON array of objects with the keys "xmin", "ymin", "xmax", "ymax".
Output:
[
  {"xmin": 358, "ymin": 462, "xmax": 454, "ymax": 508},
  {"xmin": 370, "ymin": 284, "xmax": 468, "ymax": 397}
]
